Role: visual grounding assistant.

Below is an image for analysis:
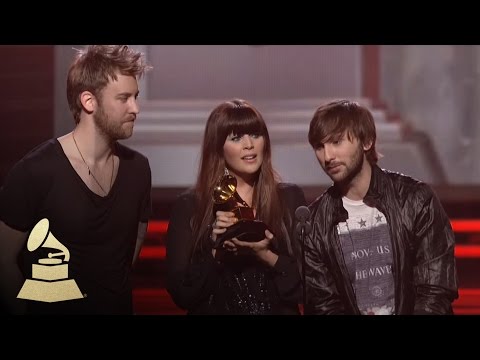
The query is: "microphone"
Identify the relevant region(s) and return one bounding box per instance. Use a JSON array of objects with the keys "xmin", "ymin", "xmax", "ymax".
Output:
[
  {"xmin": 295, "ymin": 205, "xmax": 311, "ymax": 314},
  {"xmin": 295, "ymin": 206, "xmax": 312, "ymax": 235}
]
